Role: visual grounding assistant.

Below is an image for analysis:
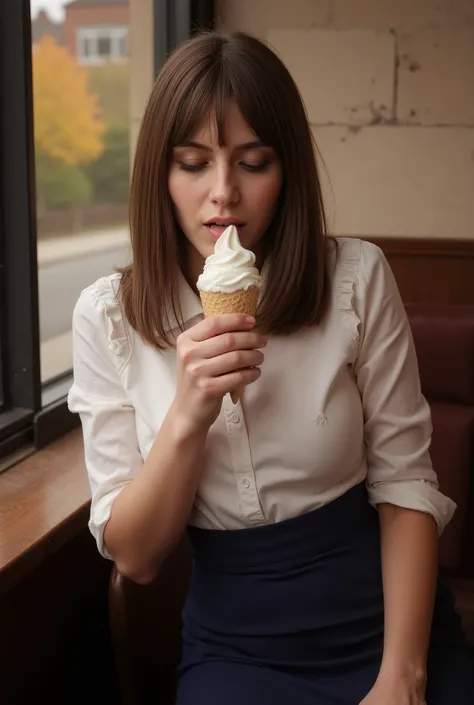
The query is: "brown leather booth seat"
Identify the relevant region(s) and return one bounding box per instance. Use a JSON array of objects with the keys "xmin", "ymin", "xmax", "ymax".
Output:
[
  {"xmin": 405, "ymin": 304, "xmax": 474, "ymax": 640},
  {"xmin": 109, "ymin": 304, "xmax": 474, "ymax": 705}
]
